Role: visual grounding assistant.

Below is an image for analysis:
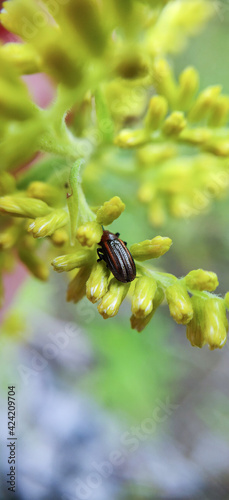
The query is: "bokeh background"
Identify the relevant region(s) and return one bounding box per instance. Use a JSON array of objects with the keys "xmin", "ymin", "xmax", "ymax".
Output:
[{"xmin": 1, "ymin": 4, "xmax": 229, "ymax": 500}]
